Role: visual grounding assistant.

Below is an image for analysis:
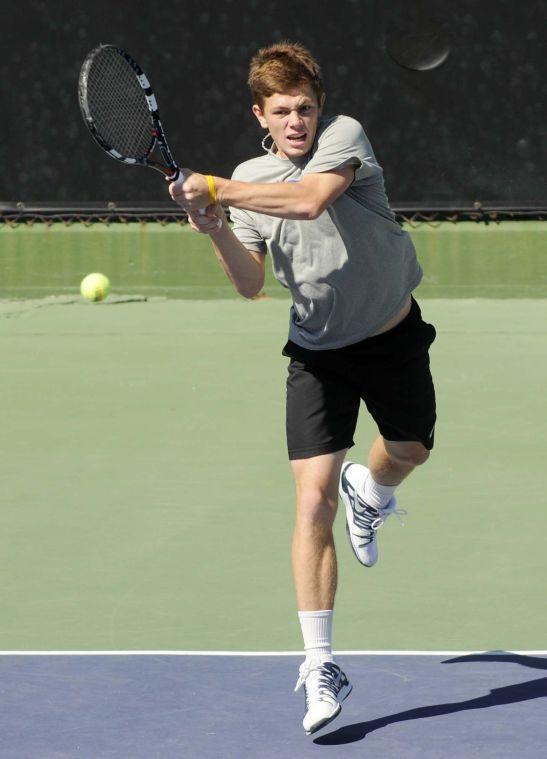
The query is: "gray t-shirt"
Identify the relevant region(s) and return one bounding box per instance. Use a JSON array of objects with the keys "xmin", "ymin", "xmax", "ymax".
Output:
[{"xmin": 229, "ymin": 115, "xmax": 422, "ymax": 350}]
